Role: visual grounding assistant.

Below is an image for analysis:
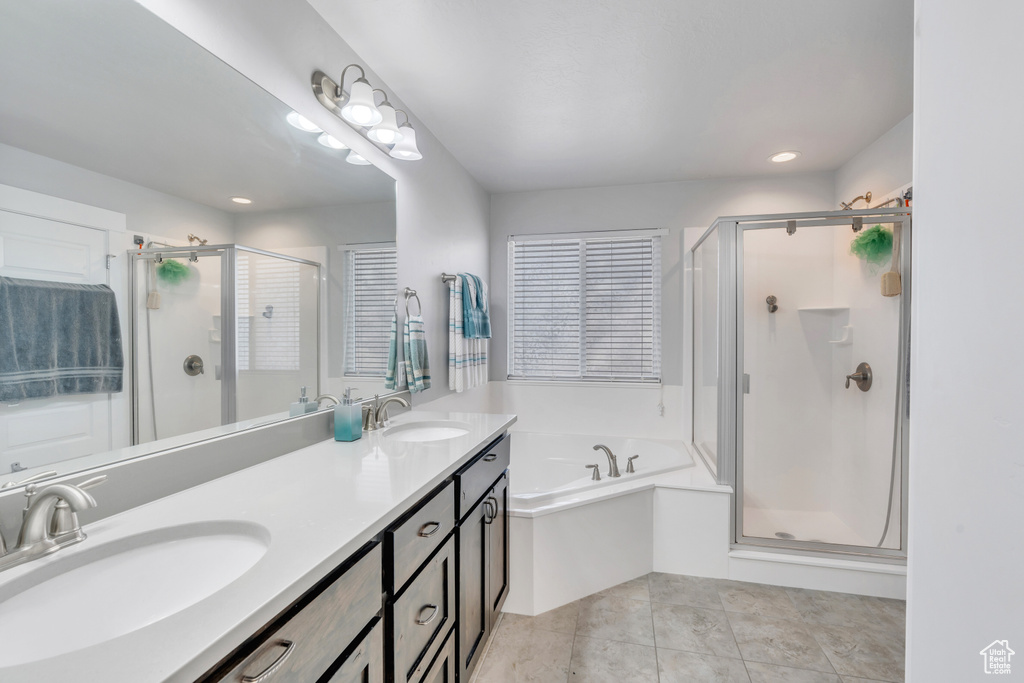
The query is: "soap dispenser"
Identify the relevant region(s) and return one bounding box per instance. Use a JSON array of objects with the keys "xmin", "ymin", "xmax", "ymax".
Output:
[
  {"xmin": 334, "ymin": 388, "xmax": 362, "ymax": 442},
  {"xmin": 289, "ymin": 386, "xmax": 317, "ymax": 416}
]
